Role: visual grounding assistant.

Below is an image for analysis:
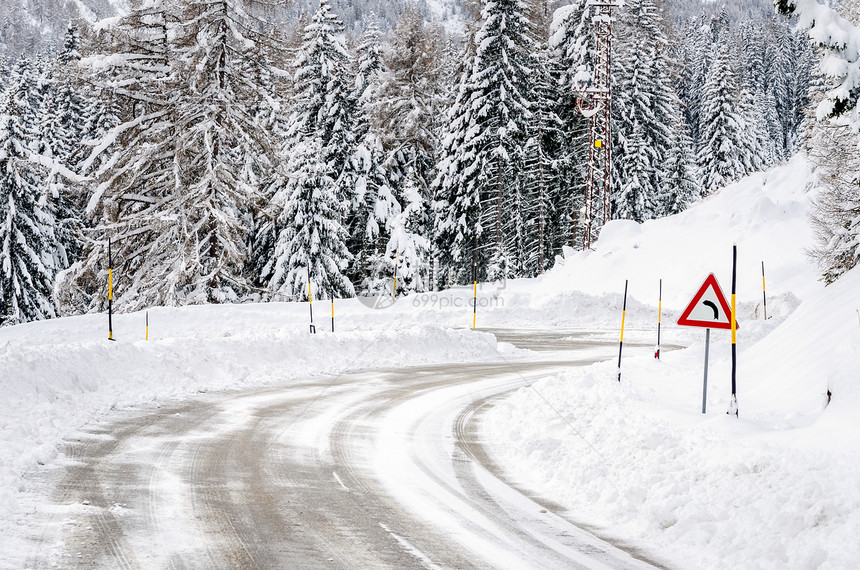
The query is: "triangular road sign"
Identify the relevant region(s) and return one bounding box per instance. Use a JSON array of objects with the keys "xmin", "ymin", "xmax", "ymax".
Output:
[{"xmin": 677, "ymin": 274, "xmax": 739, "ymax": 330}]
